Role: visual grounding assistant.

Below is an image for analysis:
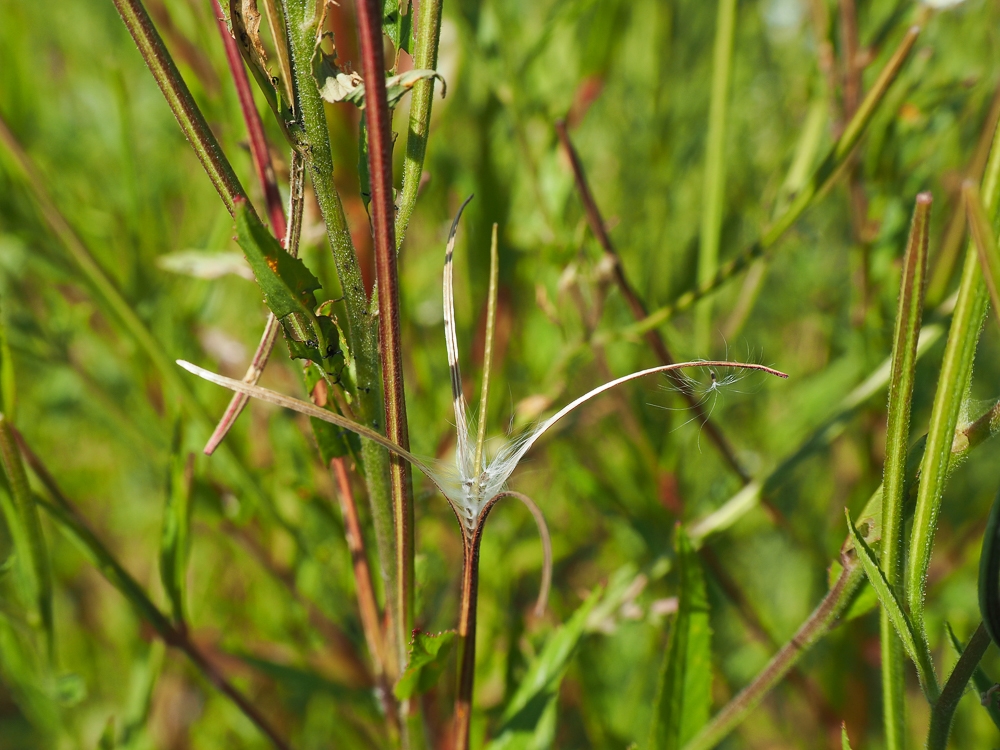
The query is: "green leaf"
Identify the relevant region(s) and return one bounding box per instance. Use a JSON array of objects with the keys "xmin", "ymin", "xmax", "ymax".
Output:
[
  {"xmin": 0, "ymin": 302, "xmax": 15, "ymax": 420},
  {"xmin": 235, "ymin": 200, "xmax": 342, "ymax": 375},
  {"xmin": 841, "ymin": 724, "xmax": 853, "ymax": 750},
  {"xmin": 55, "ymin": 672, "xmax": 87, "ymax": 706},
  {"xmin": 358, "ymin": 120, "xmax": 371, "ymax": 215},
  {"xmin": 846, "ymin": 510, "xmax": 939, "ymax": 700},
  {"xmin": 382, "ymin": 0, "xmax": 412, "ymax": 55},
  {"xmin": 316, "ymin": 60, "xmax": 444, "ymax": 109},
  {"xmin": 485, "ymin": 588, "xmax": 603, "ymax": 750},
  {"xmin": 649, "ymin": 528, "xmax": 712, "ymax": 750},
  {"xmin": 159, "ymin": 426, "xmax": 191, "ymax": 625},
  {"xmin": 394, "ymin": 630, "xmax": 456, "ymax": 700}
]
